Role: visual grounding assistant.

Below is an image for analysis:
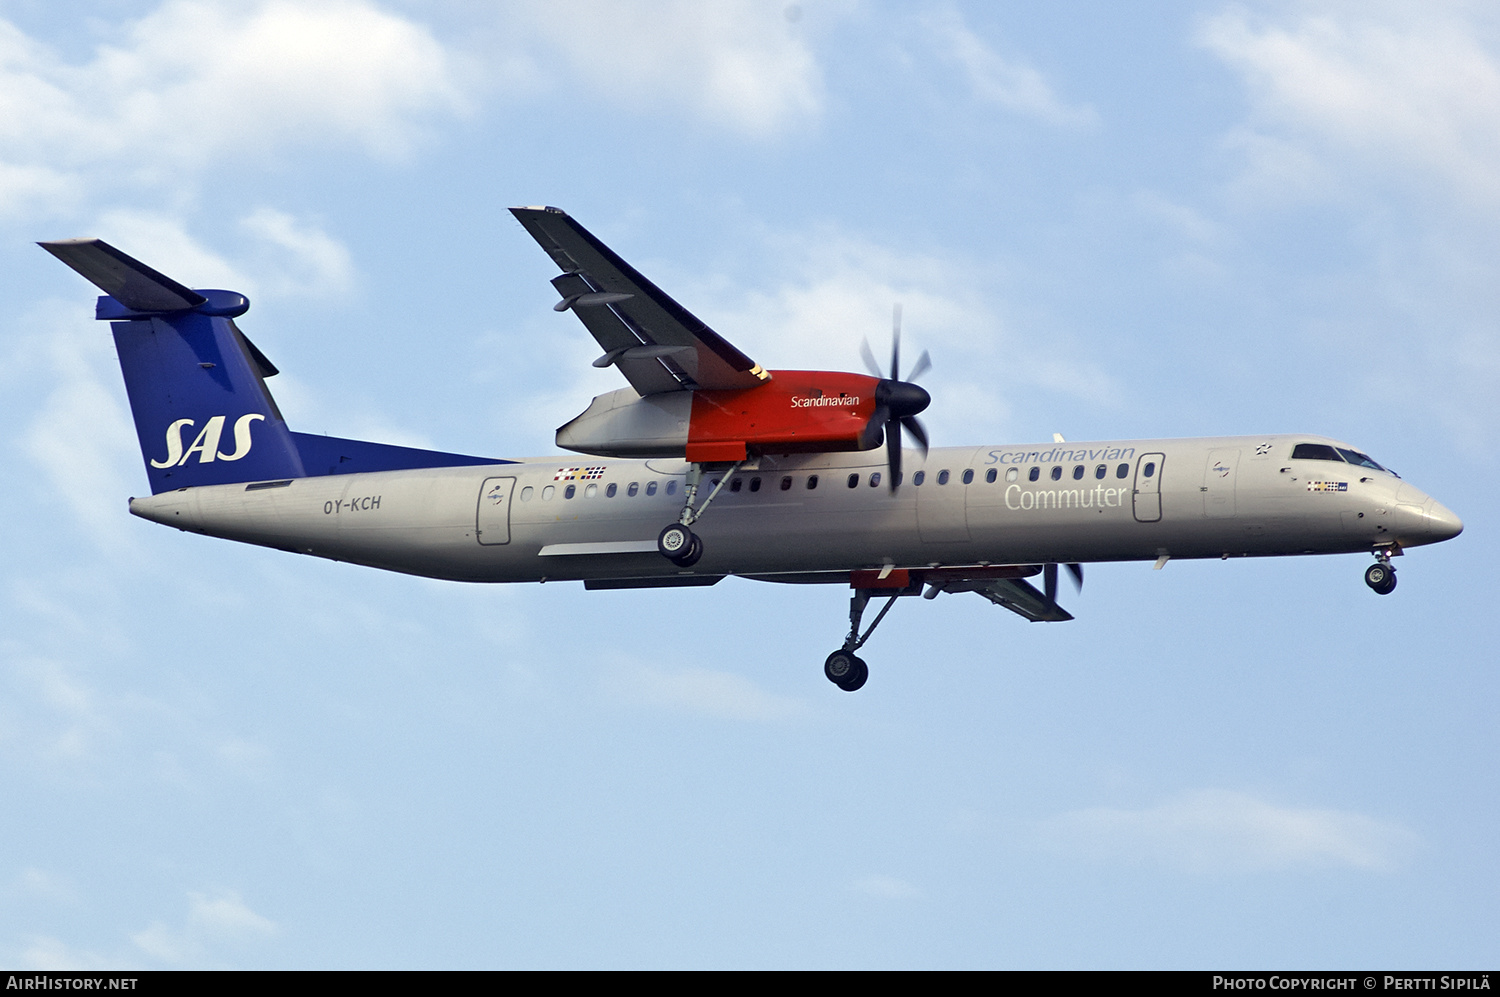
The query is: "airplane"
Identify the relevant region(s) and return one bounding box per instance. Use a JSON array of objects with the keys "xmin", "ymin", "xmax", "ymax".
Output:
[{"xmin": 40, "ymin": 207, "xmax": 1464, "ymax": 692}]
